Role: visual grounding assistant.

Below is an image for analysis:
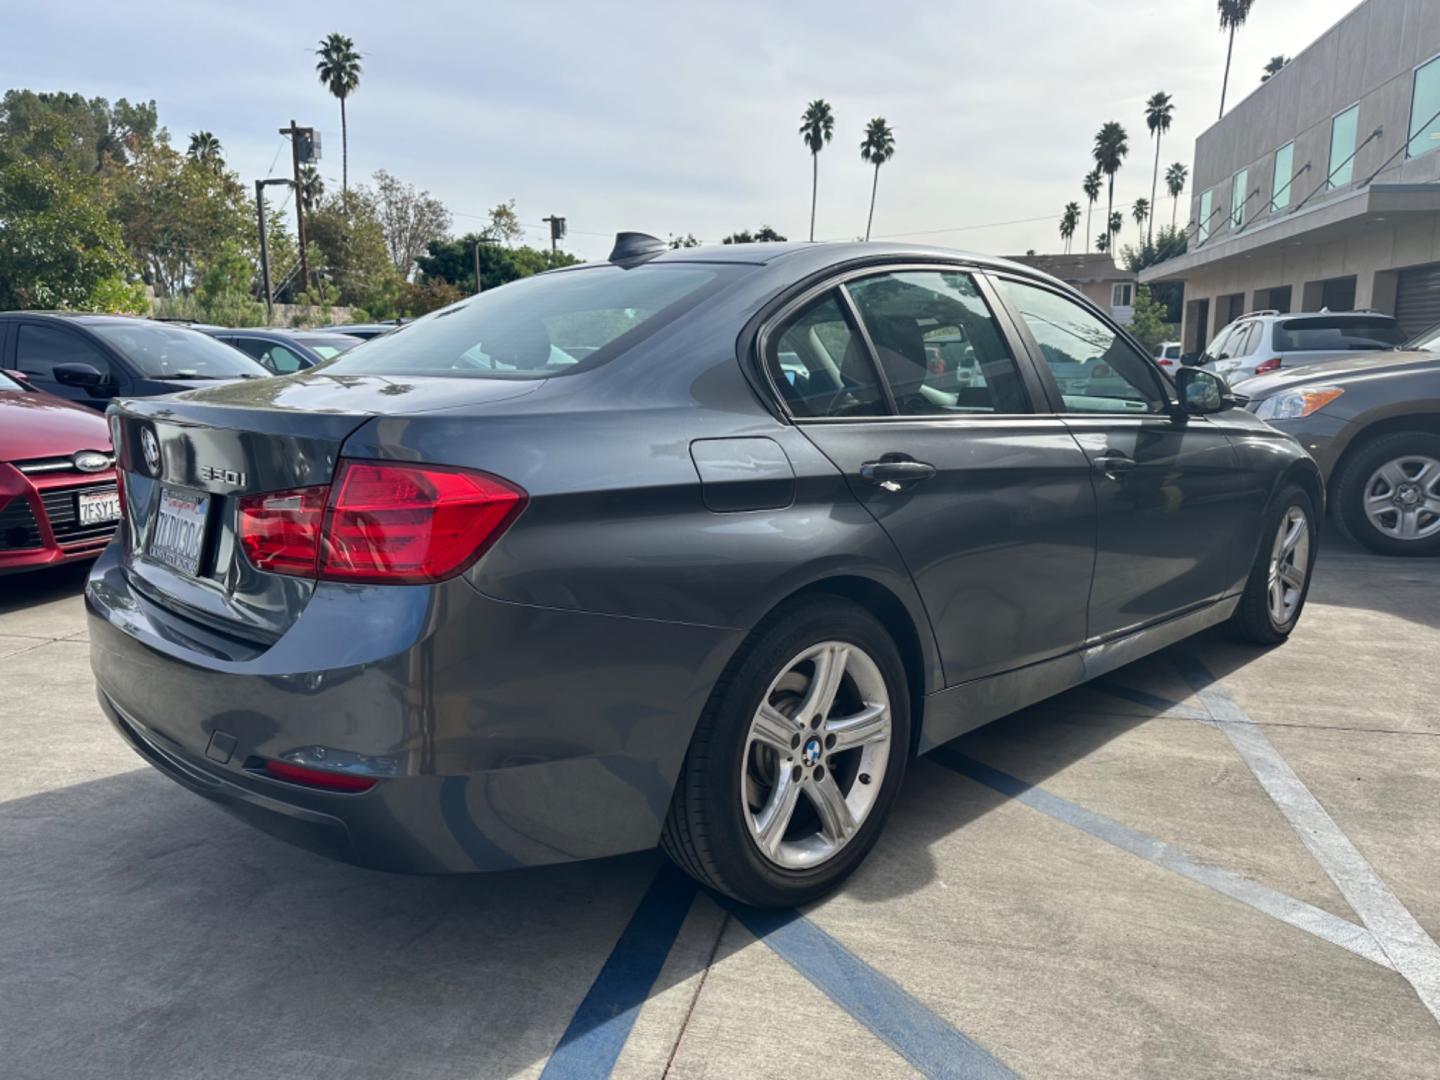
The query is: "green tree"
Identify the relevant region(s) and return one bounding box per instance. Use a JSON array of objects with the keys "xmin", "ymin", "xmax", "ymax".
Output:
[
  {"xmin": 1092, "ymin": 122, "xmax": 1129, "ymax": 257},
  {"xmin": 1108, "ymin": 209, "xmax": 1124, "ymax": 252},
  {"xmin": 1121, "ymin": 225, "xmax": 1188, "ymax": 322},
  {"xmin": 668, "ymin": 233, "xmax": 701, "ymax": 248},
  {"xmin": 1218, "ymin": 0, "xmax": 1256, "ymax": 118},
  {"xmin": 315, "ymin": 32, "xmax": 362, "ymax": 195},
  {"xmin": 372, "ymin": 169, "xmax": 451, "ymax": 276},
  {"xmin": 1125, "ymin": 285, "xmax": 1170, "ymax": 350},
  {"xmin": 1166, "ymin": 162, "xmax": 1189, "ymax": 228},
  {"xmin": 798, "ymin": 99, "xmax": 834, "ymax": 242},
  {"xmin": 0, "ymin": 156, "xmax": 135, "ymax": 309},
  {"xmin": 1059, "ymin": 202, "xmax": 1080, "ymax": 253},
  {"xmin": 483, "ymin": 199, "xmax": 524, "ymax": 246},
  {"xmin": 0, "ymin": 90, "xmax": 162, "ymax": 173},
  {"xmin": 415, "ymin": 233, "xmax": 579, "ymax": 293},
  {"xmin": 722, "ymin": 225, "xmax": 787, "ymax": 244},
  {"xmin": 186, "ymin": 131, "xmax": 223, "ymax": 170},
  {"xmin": 303, "ymin": 186, "xmax": 401, "ymax": 311},
  {"xmin": 1132, "ymin": 198, "xmax": 1150, "ymax": 233},
  {"xmin": 1144, "ymin": 92, "xmax": 1173, "ymax": 245},
  {"xmin": 1082, "ymin": 168, "xmax": 1102, "ymax": 254},
  {"xmin": 298, "ymin": 164, "xmax": 324, "ymax": 212},
  {"xmin": 859, "ymin": 117, "xmax": 895, "ymax": 242},
  {"xmin": 1261, "ymin": 55, "xmax": 1290, "ymax": 83}
]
